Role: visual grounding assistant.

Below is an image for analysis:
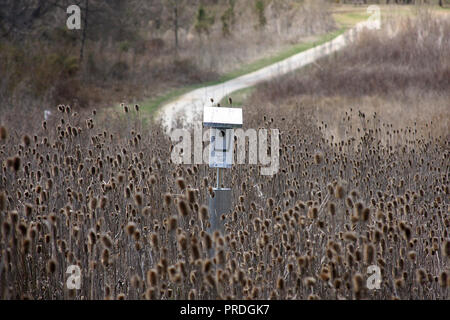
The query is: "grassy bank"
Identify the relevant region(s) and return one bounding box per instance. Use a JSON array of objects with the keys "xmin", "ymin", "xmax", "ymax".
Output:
[{"xmin": 136, "ymin": 27, "xmax": 348, "ymax": 116}]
